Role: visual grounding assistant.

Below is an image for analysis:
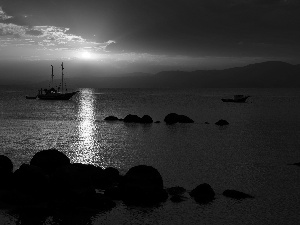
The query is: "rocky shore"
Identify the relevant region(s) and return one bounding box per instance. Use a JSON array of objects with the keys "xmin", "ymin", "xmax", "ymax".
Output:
[{"xmin": 0, "ymin": 149, "xmax": 254, "ymax": 214}]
